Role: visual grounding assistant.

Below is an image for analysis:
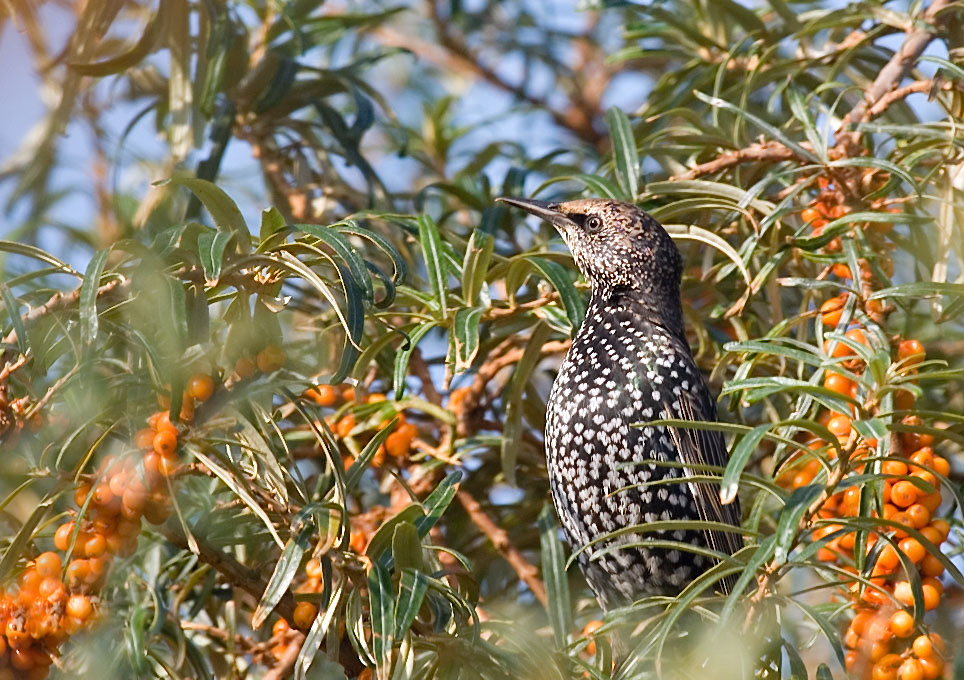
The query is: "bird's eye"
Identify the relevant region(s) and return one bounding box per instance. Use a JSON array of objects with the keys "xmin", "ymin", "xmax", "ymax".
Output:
[{"xmin": 585, "ymin": 216, "xmax": 602, "ymax": 232}]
